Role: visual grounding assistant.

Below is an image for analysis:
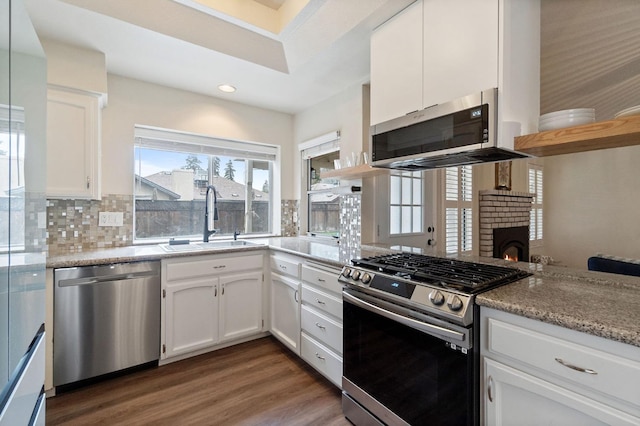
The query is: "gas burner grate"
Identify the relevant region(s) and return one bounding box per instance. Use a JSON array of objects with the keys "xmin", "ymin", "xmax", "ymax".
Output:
[{"xmin": 352, "ymin": 253, "xmax": 530, "ymax": 293}]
